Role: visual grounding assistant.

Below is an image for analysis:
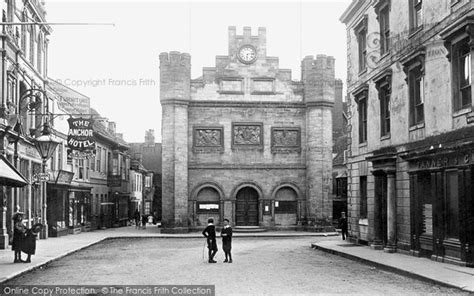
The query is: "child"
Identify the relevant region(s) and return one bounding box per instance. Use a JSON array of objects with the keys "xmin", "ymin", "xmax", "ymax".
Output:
[
  {"xmin": 202, "ymin": 218, "xmax": 218, "ymax": 263},
  {"xmin": 220, "ymin": 218, "xmax": 233, "ymax": 263},
  {"xmin": 339, "ymin": 212, "xmax": 348, "ymax": 240},
  {"xmin": 12, "ymin": 212, "xmax": 26, "ymax": 263}
]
